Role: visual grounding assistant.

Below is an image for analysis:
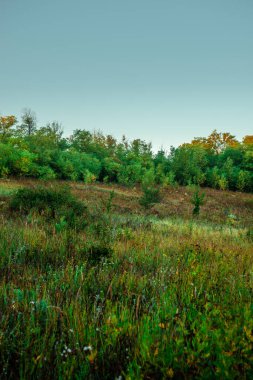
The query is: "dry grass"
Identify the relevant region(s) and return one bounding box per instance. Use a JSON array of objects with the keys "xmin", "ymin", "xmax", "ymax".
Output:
[{"xmin": 0, "ymin": 179, "xmax": 252, "ymax": 379}]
